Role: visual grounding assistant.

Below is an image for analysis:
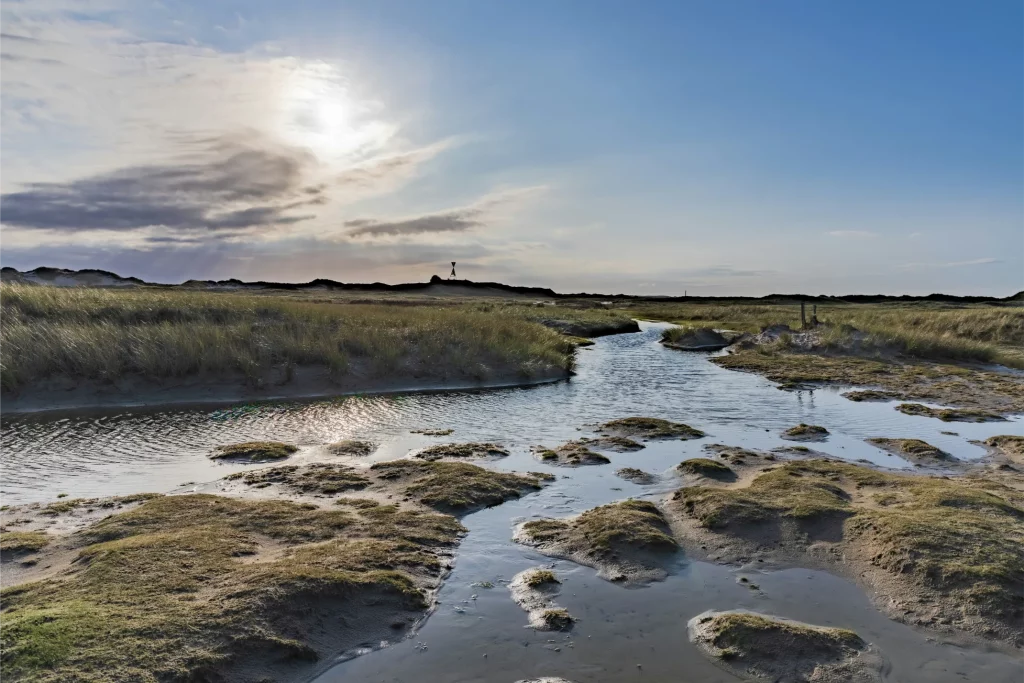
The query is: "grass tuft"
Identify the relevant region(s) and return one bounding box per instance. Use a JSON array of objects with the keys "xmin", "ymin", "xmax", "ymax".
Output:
[{"xmin": 211, "ymin": 441, "xmax": 298, "ymax": 462}]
